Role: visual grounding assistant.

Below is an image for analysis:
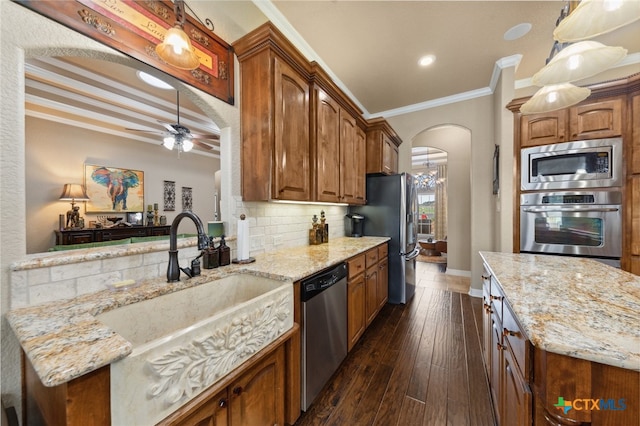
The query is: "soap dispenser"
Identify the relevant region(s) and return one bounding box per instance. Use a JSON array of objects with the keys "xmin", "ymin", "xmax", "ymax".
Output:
[
  {"xmin": 203, "ymin": 236, "xmax": 219, "ymax": 269},
  {"xmin": 218, "ymin": 235, "xmax": 231, "ymax": 266}
]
